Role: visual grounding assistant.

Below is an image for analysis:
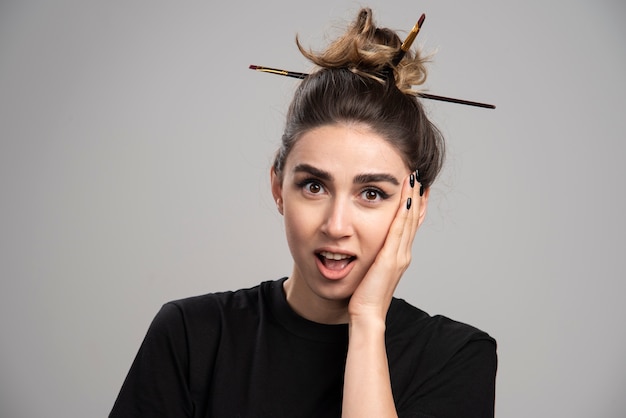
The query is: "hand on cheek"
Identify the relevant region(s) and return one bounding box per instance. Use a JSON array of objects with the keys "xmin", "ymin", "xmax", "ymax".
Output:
[{"xmin": 348, "ymin": 171, "xmax": 427, "ymax": 323}]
